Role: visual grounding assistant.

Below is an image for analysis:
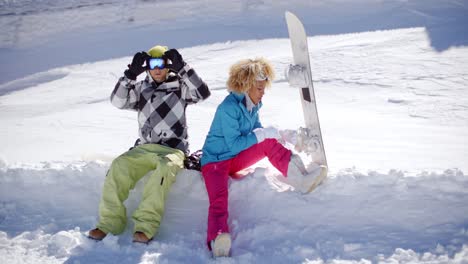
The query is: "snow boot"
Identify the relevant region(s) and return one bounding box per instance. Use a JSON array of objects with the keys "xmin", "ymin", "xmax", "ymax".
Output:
[
  {"xmin": 301, "ymin": 163, "xmax": 328, "ymax": 194},
  {"xmin": 133, "ymin": 231, "xmax": 151, "ymax": 244},
  {"xmin": 287, "ymin": 154, "xmax": 327, "ymax": 194},
  {"xmin": 211, "ymin": 233, "xmax": 231, "ymax": 257},
  {"xmin": 88, "ymin": 228, "xmax": 107, "ymax": 241}
]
